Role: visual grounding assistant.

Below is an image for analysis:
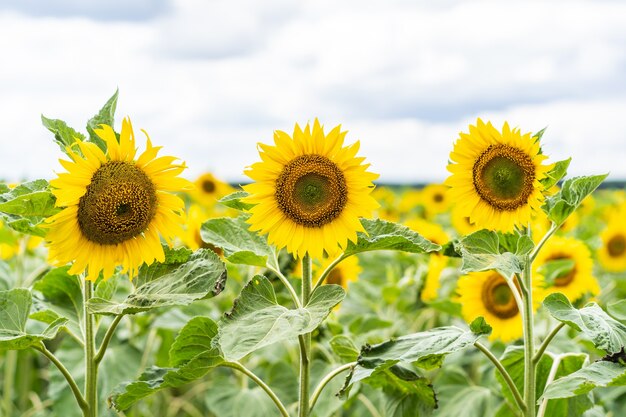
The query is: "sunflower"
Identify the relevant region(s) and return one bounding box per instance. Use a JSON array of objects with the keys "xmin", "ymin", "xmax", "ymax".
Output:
[
  {"xmin": 456, "ymin": 271, "xmax": 542, "ymax": 342},
  {"xmin": 450, "ymin": 205, "xmax": 480, "ymax": 236},
  {"xmin": 421, "ymin": 184, "xmax": 450, "ymax": 217},
  {"xmin": 191, "ymin": 172, "xmax": 234, "ymax": 207},
  {"xmin": 446, "ymin": 119, "xmax": 551, "ymax": 232},
  {"xmin": 421, "ymin": 254, "xmax": 447, "ymax": 302},
  {"xmin": 534, "ymin": 236, "xmax": 600, "ymax": 302},
  {"xmin": 598, "ymin": 221, "xmax": 626, "ymax": 272},
  {"xmin": 243, "ymin": 119, "xmax": 379, "ymax": 259},
  {"xmin": 46, "ymin": 118, "xmax": 192, "ymax": 281}
]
